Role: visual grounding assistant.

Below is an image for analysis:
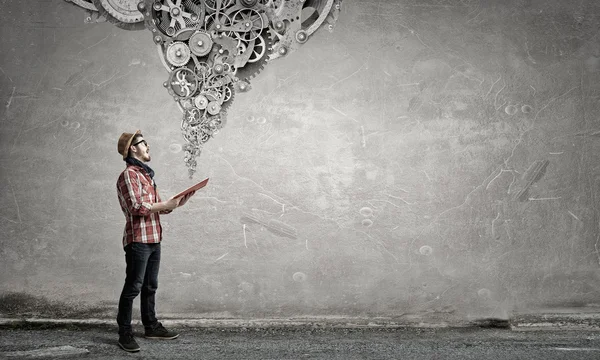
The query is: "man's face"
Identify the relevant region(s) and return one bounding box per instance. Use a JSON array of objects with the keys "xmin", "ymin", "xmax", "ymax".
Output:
[{"xmin": 131, "ymin": 137, "xmax": 151, "ymax": 162}]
